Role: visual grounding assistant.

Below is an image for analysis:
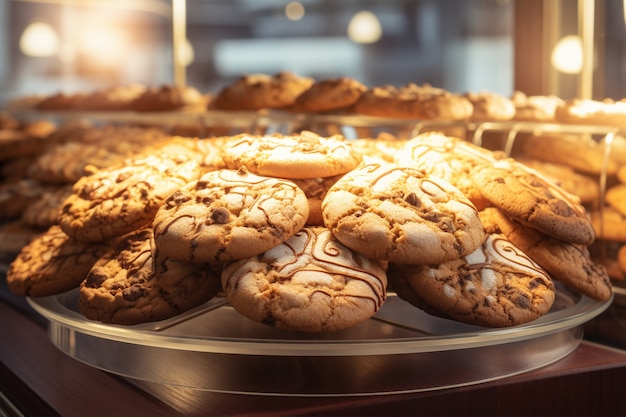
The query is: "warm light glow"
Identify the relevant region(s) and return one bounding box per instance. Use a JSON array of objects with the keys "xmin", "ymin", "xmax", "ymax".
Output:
[
  {"xmin": 285, "ymin": 2, "xmax": 305, "ymax": 21},
  {"xmin": 79, "ymin": 25, "xmax": 127, "ymax": 66},
  {"xmin": 19, "ymin": 22, "xmax": 60, "ymax": 57},
  {"xmin": 178, "ymin": 38, "xmax": 194, "ymax": 67},
  {"xmin": 347, "ymin": 11, "xmax": 382, "ymax": 44},
  {"xmin": 551, "ymin": 35, "xmax": 583, "ymax": 74}
]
